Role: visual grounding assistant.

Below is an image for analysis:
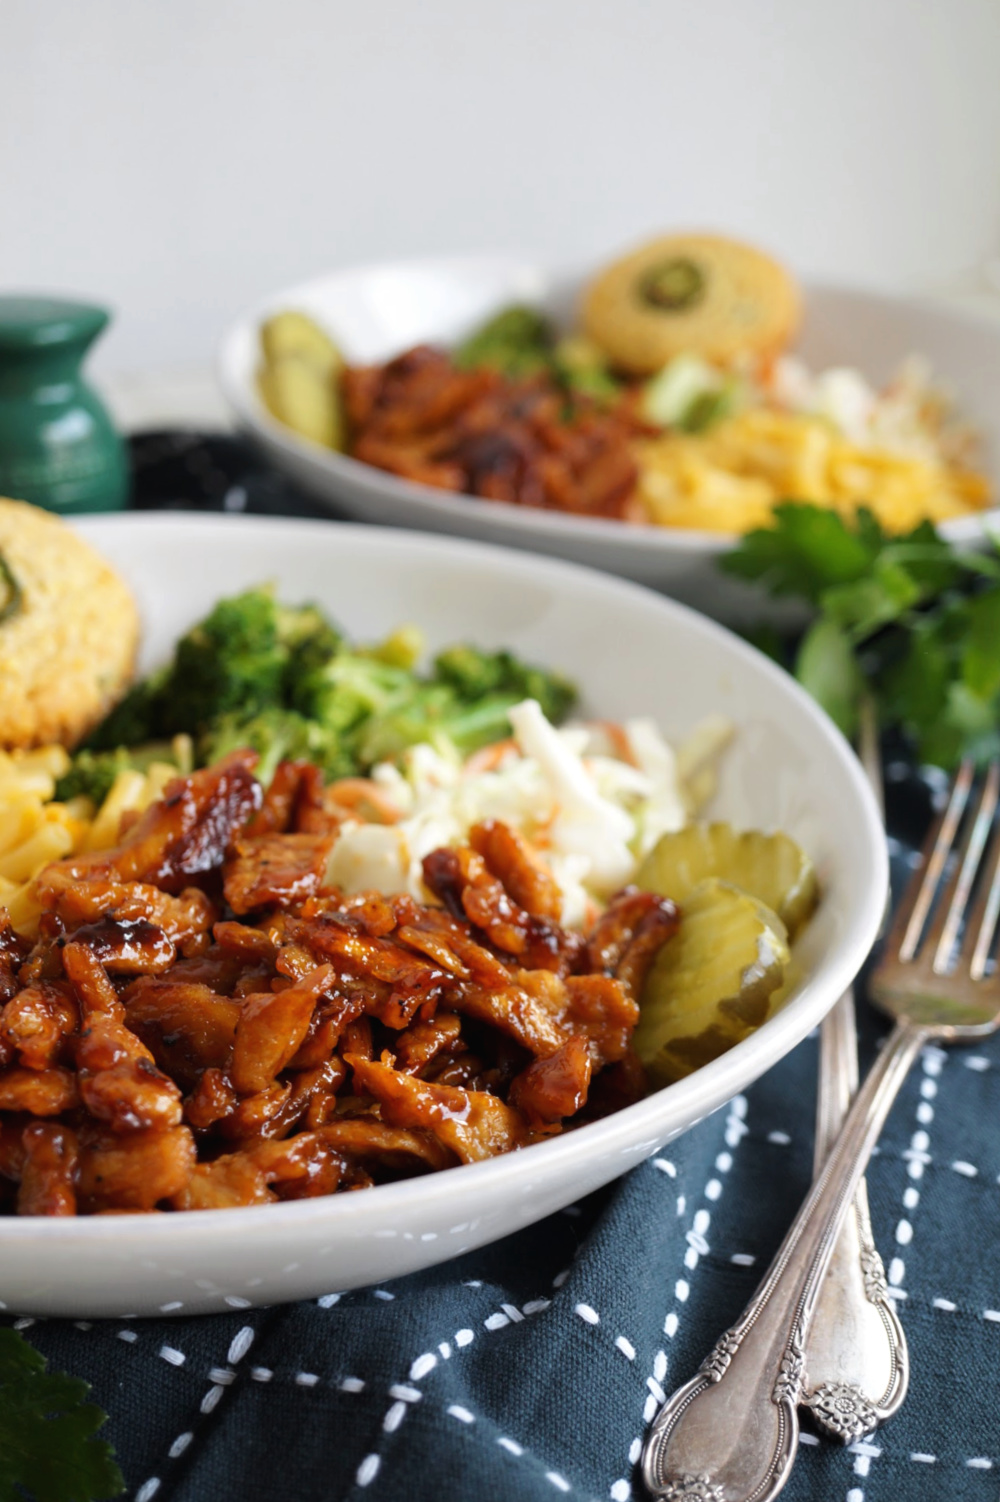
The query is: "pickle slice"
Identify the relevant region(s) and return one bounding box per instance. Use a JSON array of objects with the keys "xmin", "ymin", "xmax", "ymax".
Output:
[
  {"xmin": 634, "ymin": 877, "xmax": 790, "ymax": 1087},
  {"xmin": 259, "ymin": 356, "xmax": 344, "ymax": 451},
  {"xmin": 261, "ymin": 310, "xmax": 344, "ymax": 375},
  {"xmin": 636, "ymin": 822, "xmax": 818, "ymax": 938}
]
